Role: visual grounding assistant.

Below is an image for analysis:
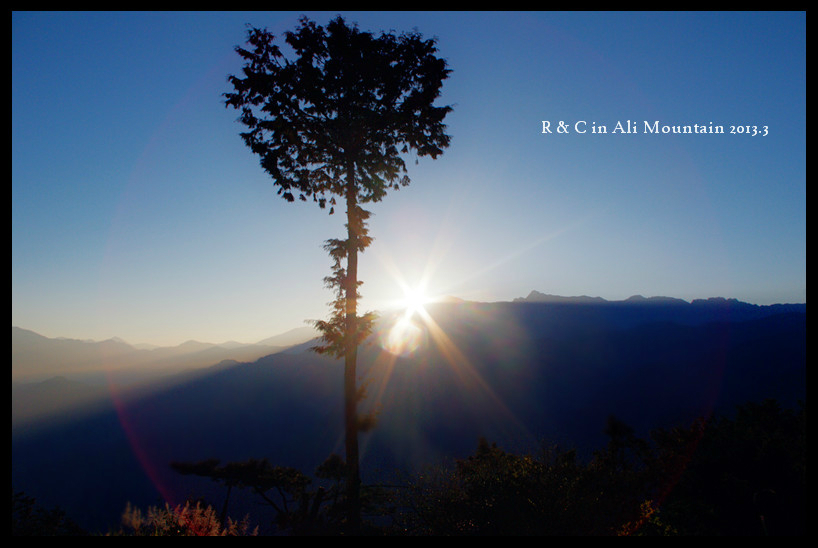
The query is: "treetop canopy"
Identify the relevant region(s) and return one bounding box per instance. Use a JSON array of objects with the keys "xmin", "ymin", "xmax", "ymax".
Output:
[{"xmin": 225, "ymin": 16, "xmax": 453, "ymax": 211}]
